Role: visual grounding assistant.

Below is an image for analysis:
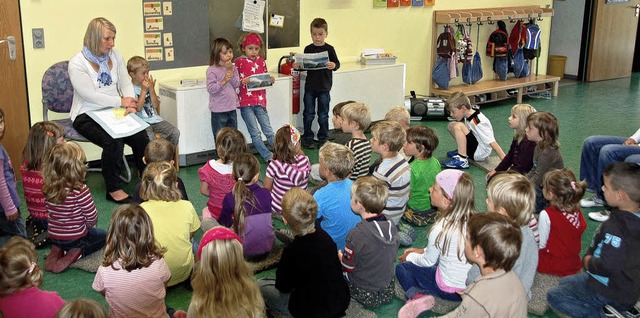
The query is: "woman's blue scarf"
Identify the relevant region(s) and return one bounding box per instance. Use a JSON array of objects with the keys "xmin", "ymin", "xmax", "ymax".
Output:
[{"xmin": 82, "ymin": 46, "xmax": 112, "ymax": 86}]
